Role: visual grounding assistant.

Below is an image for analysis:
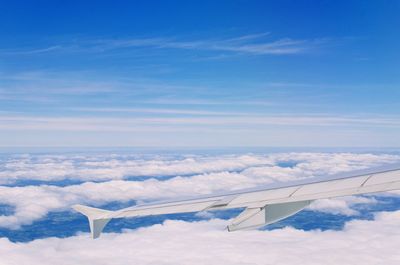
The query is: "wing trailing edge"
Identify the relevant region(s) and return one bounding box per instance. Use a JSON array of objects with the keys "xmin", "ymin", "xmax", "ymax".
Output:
[{"xmin": 227, "ymin": 200, "xmax": 312, "ymax": 231}]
